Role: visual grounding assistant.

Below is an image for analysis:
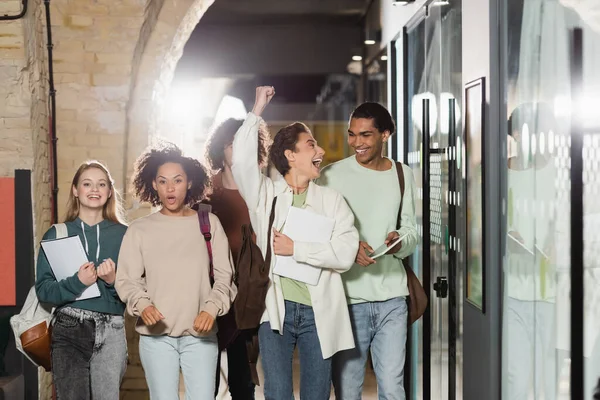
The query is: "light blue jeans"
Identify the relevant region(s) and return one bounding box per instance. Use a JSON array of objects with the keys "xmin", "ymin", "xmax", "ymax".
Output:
[
  {"xmin": 332, "ymin": 297, "xmax": 408, "ymax": 400},
  {"xmin": 139, "ymin": 334, "xmax": 219, "ymax": 400},
  {"xmin": 259, "ymin": 301, "xmax": 332, "ymax": 400}
]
